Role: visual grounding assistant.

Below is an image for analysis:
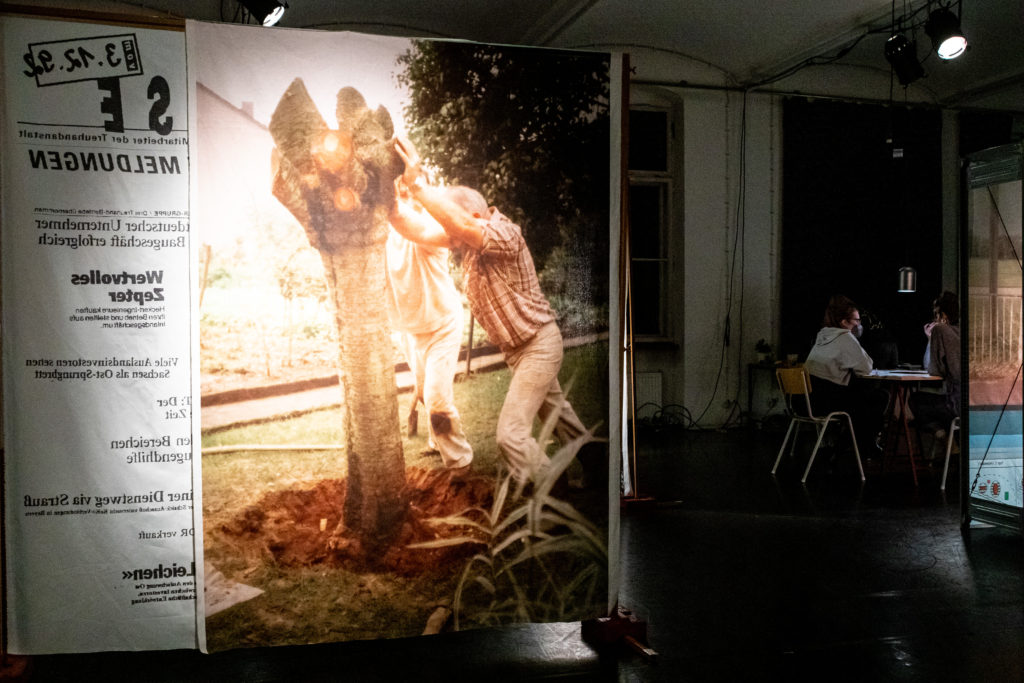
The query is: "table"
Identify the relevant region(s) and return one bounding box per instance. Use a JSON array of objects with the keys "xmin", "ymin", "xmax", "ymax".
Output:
[{"xmin": 857, "ymin": 369, "xmax": 943, "ymax": 485}]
